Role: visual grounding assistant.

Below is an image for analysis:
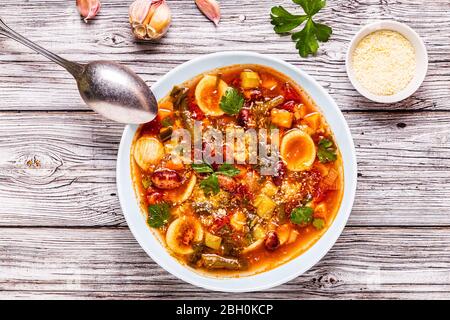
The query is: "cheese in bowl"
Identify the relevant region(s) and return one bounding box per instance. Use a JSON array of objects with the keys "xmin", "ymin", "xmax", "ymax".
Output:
[
  {"xmin": 130, "ymin": 64, "xmax": 344, "ymax": 276},
  {"xmin": 346, "ymin": 21, "xmax": 428, "ymax": 103},
  {"xmin": 352, "ymin": 30, "xmax": 416, "ymax": 96}
]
